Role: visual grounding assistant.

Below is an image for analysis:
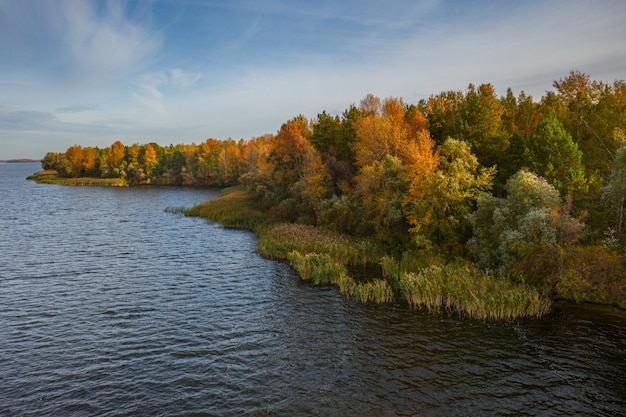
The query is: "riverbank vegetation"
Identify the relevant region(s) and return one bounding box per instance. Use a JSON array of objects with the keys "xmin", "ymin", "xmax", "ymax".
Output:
[
  {"xmin": 27, "ymin": 170, "xmax": 128, "ymax": 186},
  {"xmin": 35, "ymin": 71, "xmax": 626, "ymax": 318}
]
